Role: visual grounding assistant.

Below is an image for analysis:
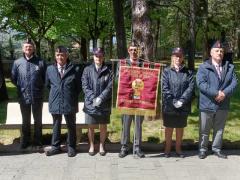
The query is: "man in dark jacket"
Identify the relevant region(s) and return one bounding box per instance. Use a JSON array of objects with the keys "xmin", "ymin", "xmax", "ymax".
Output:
[
  {"xmin": 196, "ymin": 40, "xmax": 237, "ymax": 159},
  {"xmin": 45, "ymin": 46, "xmax": 81, "ymax": 157},
  {"xmin": 11, "ymin": 40, "xmax": 46, "ymax": 149},
  {"xmin": 118, "ymin": 42, "xmax": 145, "ymax": 158}
]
